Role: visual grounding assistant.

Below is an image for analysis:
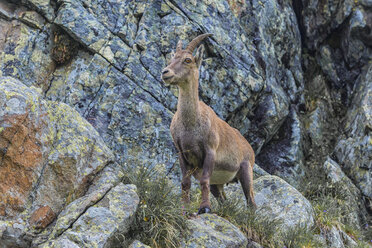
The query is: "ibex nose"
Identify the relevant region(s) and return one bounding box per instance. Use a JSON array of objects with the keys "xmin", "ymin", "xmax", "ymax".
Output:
[{"xmin": 162, "ymin": 69, "xmax": 169, "ymax": 75}]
